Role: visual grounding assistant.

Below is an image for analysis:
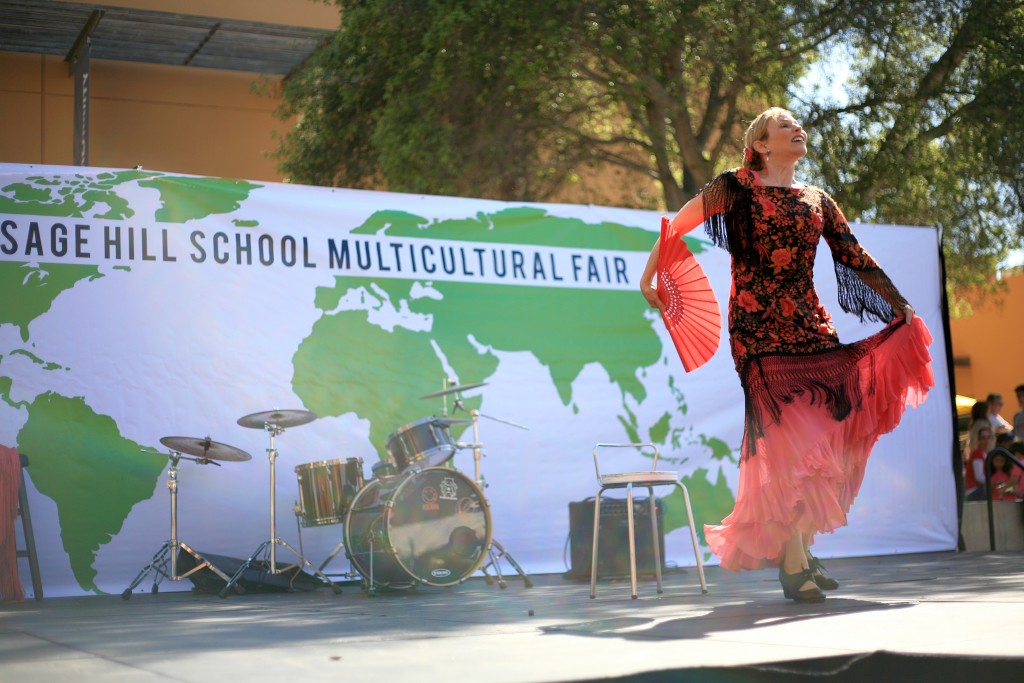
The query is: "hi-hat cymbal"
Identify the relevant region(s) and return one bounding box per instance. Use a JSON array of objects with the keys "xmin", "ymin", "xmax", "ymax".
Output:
[
  {"xmin": 420, "ymin": 382, "xmax": 487, "ymax": 399},
  {"xmin": 237, "ymin": 409, "xmax": 317, "ymax": 429},
  {"xmin": 159, "ymin": 436, "xmax": 252, "ymax": 462}
]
